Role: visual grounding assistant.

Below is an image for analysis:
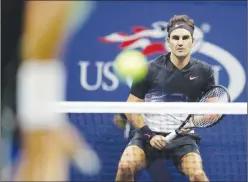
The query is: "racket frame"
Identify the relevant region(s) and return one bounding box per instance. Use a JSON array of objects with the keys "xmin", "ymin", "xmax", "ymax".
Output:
[{"xmin": 165, "ymin": 85, "xmax": 231, "ymax": 143}]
